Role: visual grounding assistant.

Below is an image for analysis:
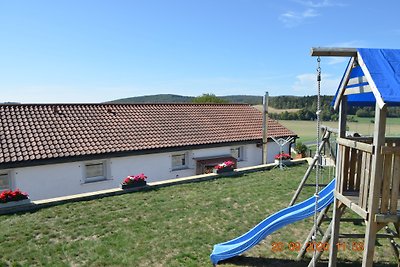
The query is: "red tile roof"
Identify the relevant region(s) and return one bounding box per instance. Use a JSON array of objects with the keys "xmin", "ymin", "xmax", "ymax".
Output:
[{"xmin": 0, "ymin": 103, "xmax": 296, "ymax": 165}]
